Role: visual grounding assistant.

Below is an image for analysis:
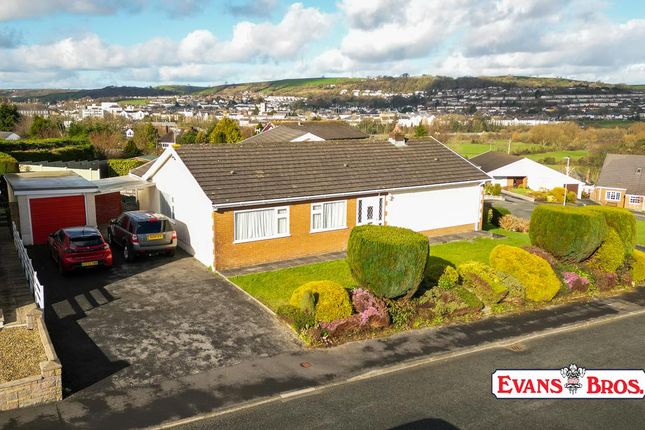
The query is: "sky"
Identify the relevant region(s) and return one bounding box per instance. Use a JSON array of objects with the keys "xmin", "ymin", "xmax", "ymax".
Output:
[{"xmin": 0, "ymin": 0, "xmax": 644, "ymax": 88}]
